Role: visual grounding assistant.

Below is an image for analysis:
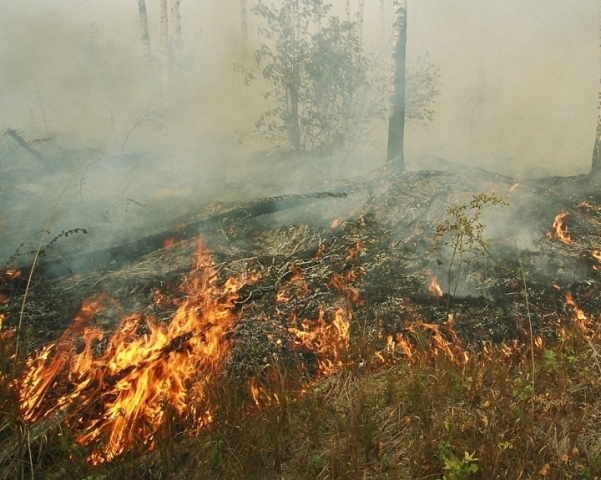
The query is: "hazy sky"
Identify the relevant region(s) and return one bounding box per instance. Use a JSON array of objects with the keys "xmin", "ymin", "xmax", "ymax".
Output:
[{"xmin": 0, "ymin": 0, "xmax": 598, "ymax": 176}]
